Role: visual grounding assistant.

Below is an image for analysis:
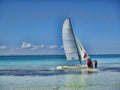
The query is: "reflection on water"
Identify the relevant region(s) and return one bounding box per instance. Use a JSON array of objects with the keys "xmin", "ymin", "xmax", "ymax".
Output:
[
  {"xmin": 0, "ymin": 69, "xmax": 120, "ymax": 90},
  {"xmin": 0, "ymin": 55, "xmax": 120, "ymax": 90}
]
